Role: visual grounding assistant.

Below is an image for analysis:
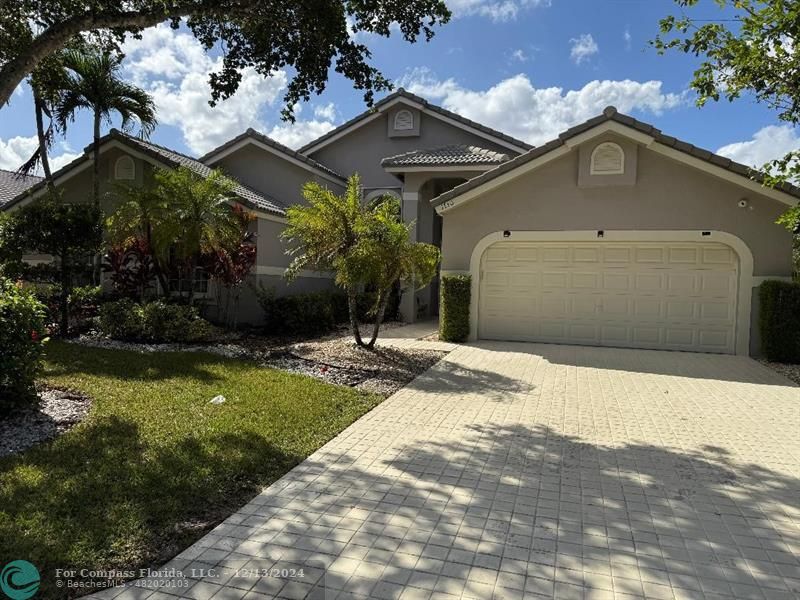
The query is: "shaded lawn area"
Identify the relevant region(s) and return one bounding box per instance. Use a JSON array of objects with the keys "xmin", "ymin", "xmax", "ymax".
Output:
[{"xmin": 0, "ymin": 341, "xmax": 381, "ymax": 598}]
